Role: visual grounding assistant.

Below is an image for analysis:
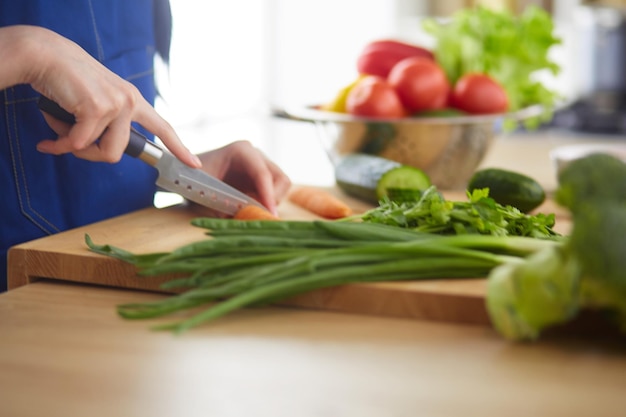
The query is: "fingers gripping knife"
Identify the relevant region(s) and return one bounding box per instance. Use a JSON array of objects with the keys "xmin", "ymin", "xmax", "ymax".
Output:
[{"xmin": 37, "ymin": 96, "xmax": 267, "ymax": 216}]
